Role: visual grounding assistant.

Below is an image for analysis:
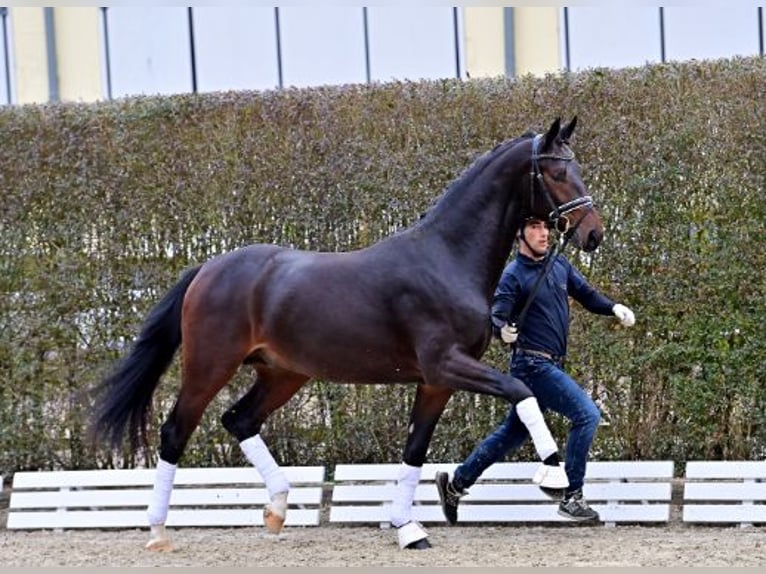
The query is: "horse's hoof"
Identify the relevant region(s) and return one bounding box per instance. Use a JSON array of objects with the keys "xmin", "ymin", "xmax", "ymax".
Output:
[
  {"xmin": 263, "ymin": 504, "xmax": 285, "ymax": 534},
  {"xmin": 396, "ymin": 520, "xmax": 429, "ymax": 549},
  {"xmin": 539, "ymin": 485, "xmax": 566, "ymax": 501},
  {"xmin": 145, "ymin": 524, "xmax": 172, "ymax": 552},
  {"xmin": 405, "ymin": 538, "xmax": 432, "ymax": 550},
  {"xmin": 145, "ymin": 537, "xmax": 173, "ymax": 552}
]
